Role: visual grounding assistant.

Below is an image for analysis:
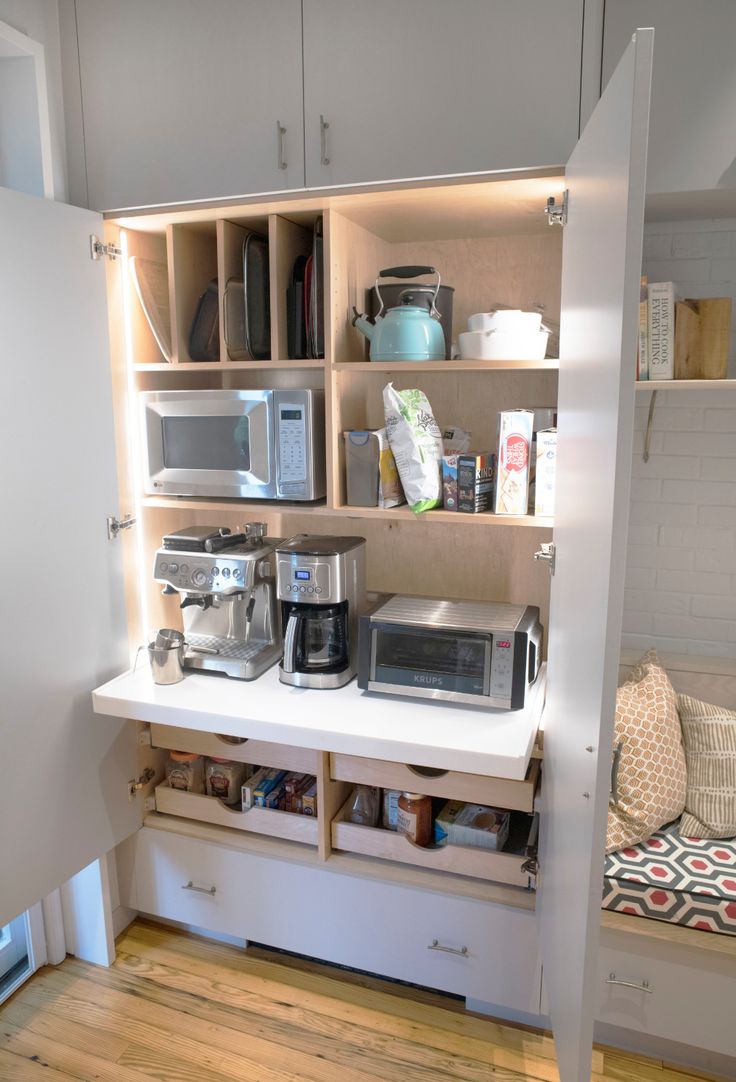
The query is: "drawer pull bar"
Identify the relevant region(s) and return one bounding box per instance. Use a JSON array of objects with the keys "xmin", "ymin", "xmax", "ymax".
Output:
[
  {"xmin": 428, "ymin": 939, "xmax": 468, "ymax": 957},
  {"xmin": 181, "ymin": 881, "xmax": 216, "ymax": 896},
  {"xmin": 605, "ymin": 973, "xmax": 651, "ymax": 993}
]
